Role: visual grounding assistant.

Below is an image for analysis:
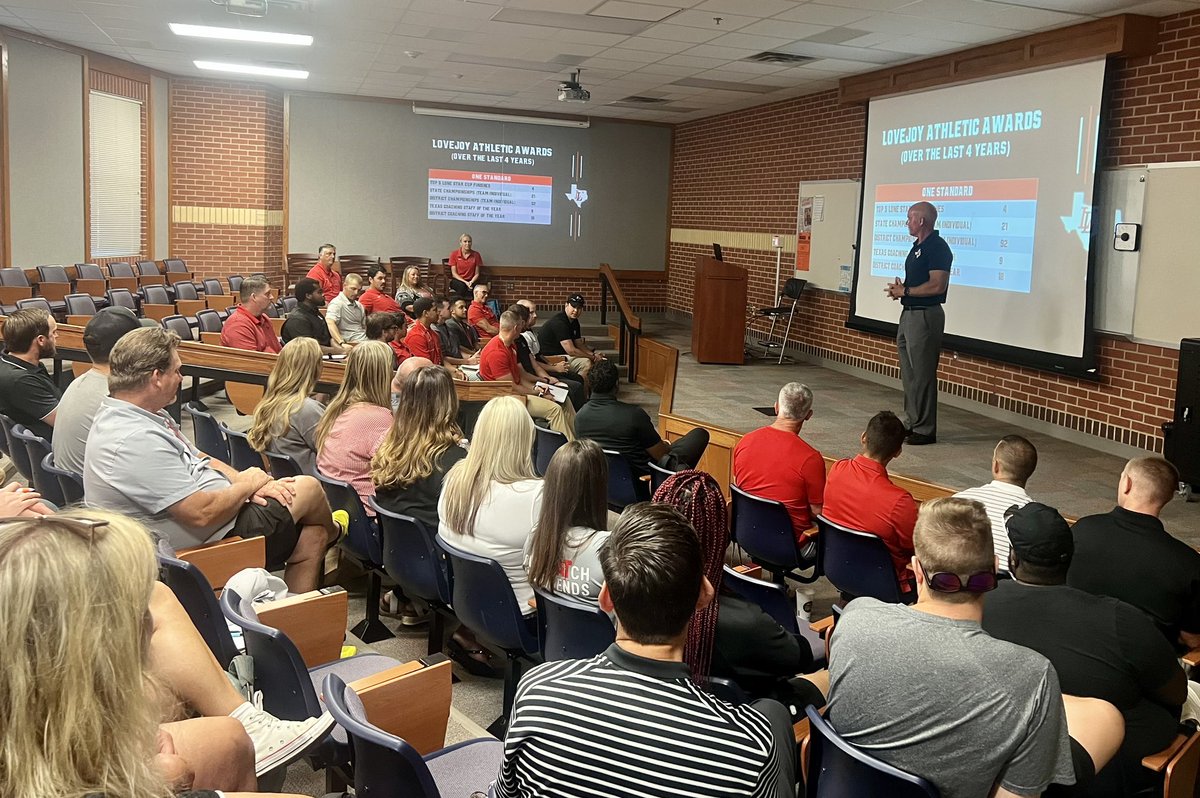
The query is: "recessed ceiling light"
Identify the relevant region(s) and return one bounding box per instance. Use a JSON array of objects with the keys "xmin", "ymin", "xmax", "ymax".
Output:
[
  {"xmin": 170, "ymin": 23, "xmax": 313, "ymax": 46},
  {"xmin": 194, "ymin": 60, "xmax": 309, "ymax": 79}
]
